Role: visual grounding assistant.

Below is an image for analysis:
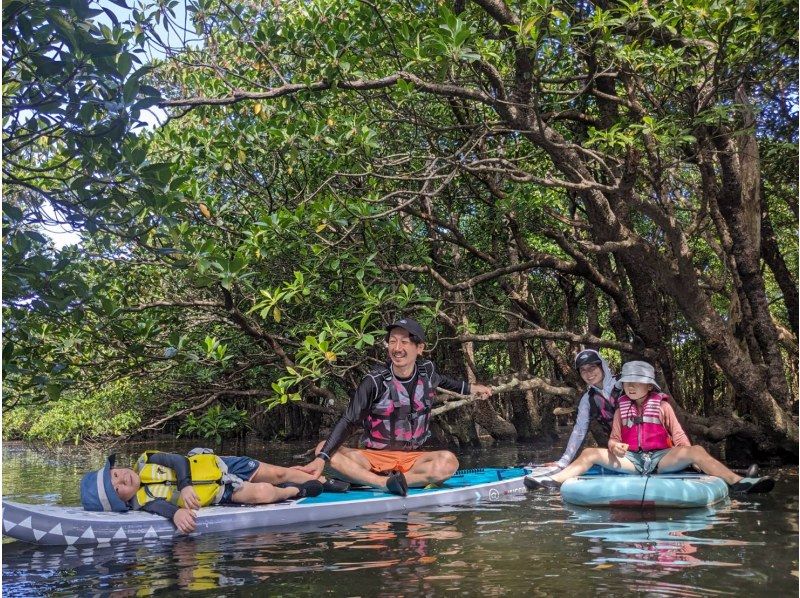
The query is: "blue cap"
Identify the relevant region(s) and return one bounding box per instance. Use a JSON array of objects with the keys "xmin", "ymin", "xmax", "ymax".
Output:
[{"xmin": 80, "ymin": 454, "xmax": 130, "ymax": 512}]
